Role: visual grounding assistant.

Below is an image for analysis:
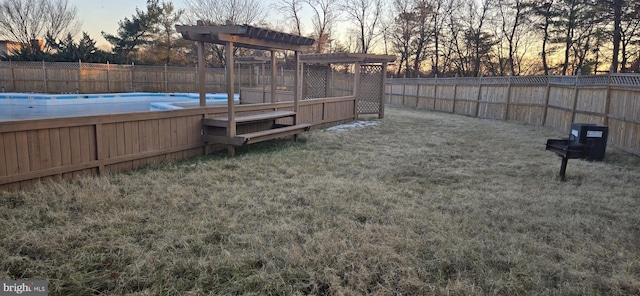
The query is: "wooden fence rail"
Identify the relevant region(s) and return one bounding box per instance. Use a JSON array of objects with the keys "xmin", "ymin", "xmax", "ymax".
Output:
[
  {"xmin": 386, "ymin": 74, "xmax": 640, "ymax": 156},
  {"xmin": 0, "ymin": 97, "xmax": 357, "ymax": 192}
]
